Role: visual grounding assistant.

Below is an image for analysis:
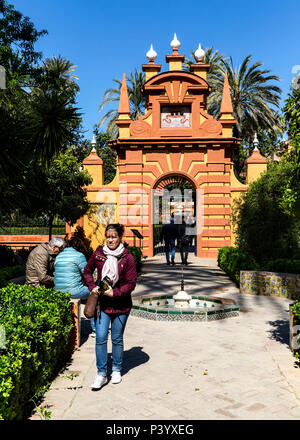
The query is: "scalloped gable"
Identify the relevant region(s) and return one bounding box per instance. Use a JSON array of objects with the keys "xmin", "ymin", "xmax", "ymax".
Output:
[{"xmin": 143, "ymin": 70, "xmax": 211, "ymax": 92}]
